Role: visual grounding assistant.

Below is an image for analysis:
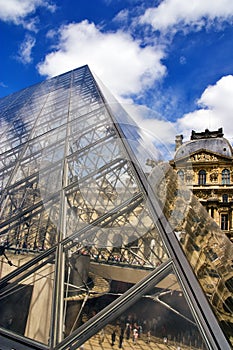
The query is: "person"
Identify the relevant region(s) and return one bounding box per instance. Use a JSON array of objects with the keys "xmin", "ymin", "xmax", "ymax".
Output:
[
  {"xmin": 126, "ymin": 323, "xmax": 131, "ymax": 340},
  {"xmin": 146, "ymin": 330, "xmax": 151, "ymax": 343},
  {"xmin": 119, "ymin": 333, "xmax": 123, "ymax": 348},
  {"xmin": 111, "ymin": 329, "xmax": 116, "ymax": 346},
  {"xmin": 134, "ymin": 329, "xmax": 138, "ymax": 344},
  {"xmin": 132, "ymin": 327, "xmax": 138, "ymax": 344},
  {"xmin": 138, "ymin": 325, "xmax": 142, "ymax": 338}
]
